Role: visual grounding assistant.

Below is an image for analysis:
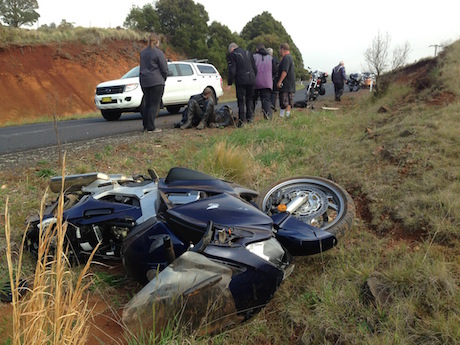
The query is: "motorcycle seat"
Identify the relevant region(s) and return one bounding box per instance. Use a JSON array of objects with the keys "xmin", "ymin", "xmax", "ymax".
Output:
[{"xmin": 165, "ymin": 167, "xmax": 215, "ymax": 184}]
